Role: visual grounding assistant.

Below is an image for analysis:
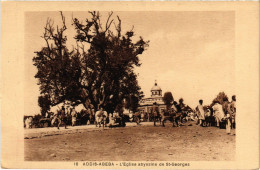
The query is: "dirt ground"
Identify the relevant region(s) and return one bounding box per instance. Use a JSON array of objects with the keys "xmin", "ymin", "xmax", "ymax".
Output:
[{"xmin": 24, "ymin": 121, "xmax": 236, "ymax": 161}]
